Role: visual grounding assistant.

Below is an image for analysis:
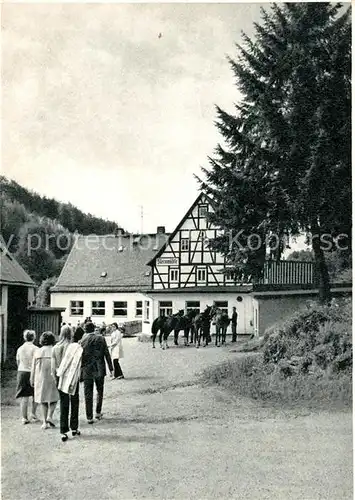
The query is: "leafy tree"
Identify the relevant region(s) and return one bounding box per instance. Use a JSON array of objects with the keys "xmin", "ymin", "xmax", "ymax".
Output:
[
  {"xmin": 0, "ymin": 194, "xmax": 30, "ymax": 252},
  {"xmin": 287, "ymin": 250, "xmax": 314, "ymax": 262},
  {"xmin": 198, "ymin": 3, "xmax": 351, "ymax": 303},
  {"xmin": 287, "ymin": 248, "xmax": 351, "ymax": 283},
  {"xmin": 14, "ymin": 221, "xmax": 71, "ymax": 283},
  {"xmin": 0, "ymin": 176, "xmax": 123, "ymax": 235},
  {"xmin": 35, "ymin": 276, "xmax": 59, "ymax": 307}
]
